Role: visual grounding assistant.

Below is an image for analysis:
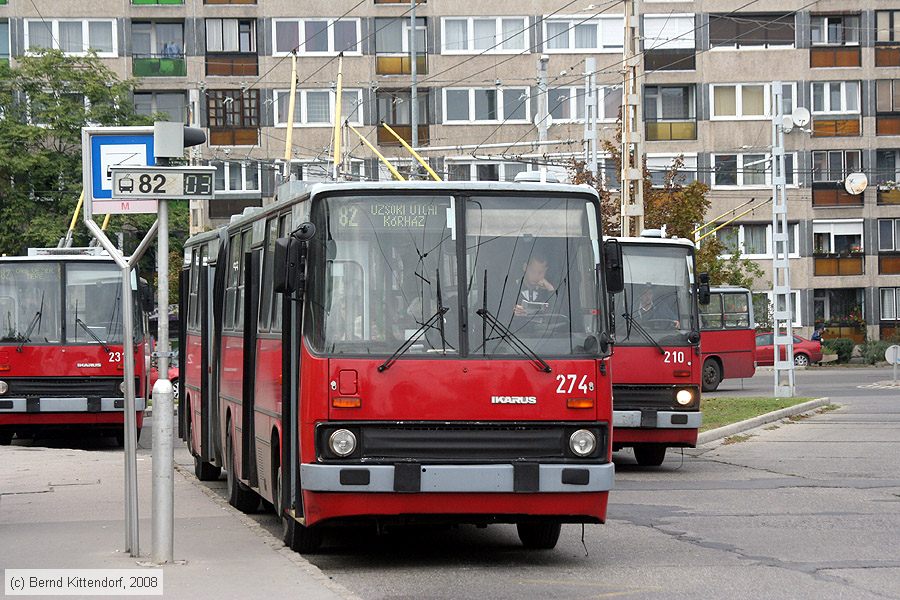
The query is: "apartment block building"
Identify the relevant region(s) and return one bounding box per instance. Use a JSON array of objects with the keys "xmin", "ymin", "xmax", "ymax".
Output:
[{"xmin": 1, "ymin": 0, "xmax": 899, "ymax": 341}]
